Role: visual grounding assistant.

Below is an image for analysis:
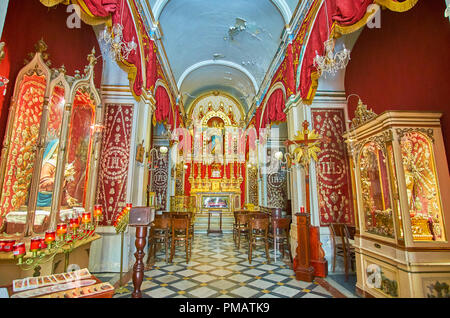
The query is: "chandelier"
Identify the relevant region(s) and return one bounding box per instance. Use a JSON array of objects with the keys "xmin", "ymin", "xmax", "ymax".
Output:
[
  {"xmin": 313, "ymin": 38, "xmax": 350, "ymax": 77},
  {"xmin": 100, "ymin": 23, "xmax": 137, "ymax": 61}
]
